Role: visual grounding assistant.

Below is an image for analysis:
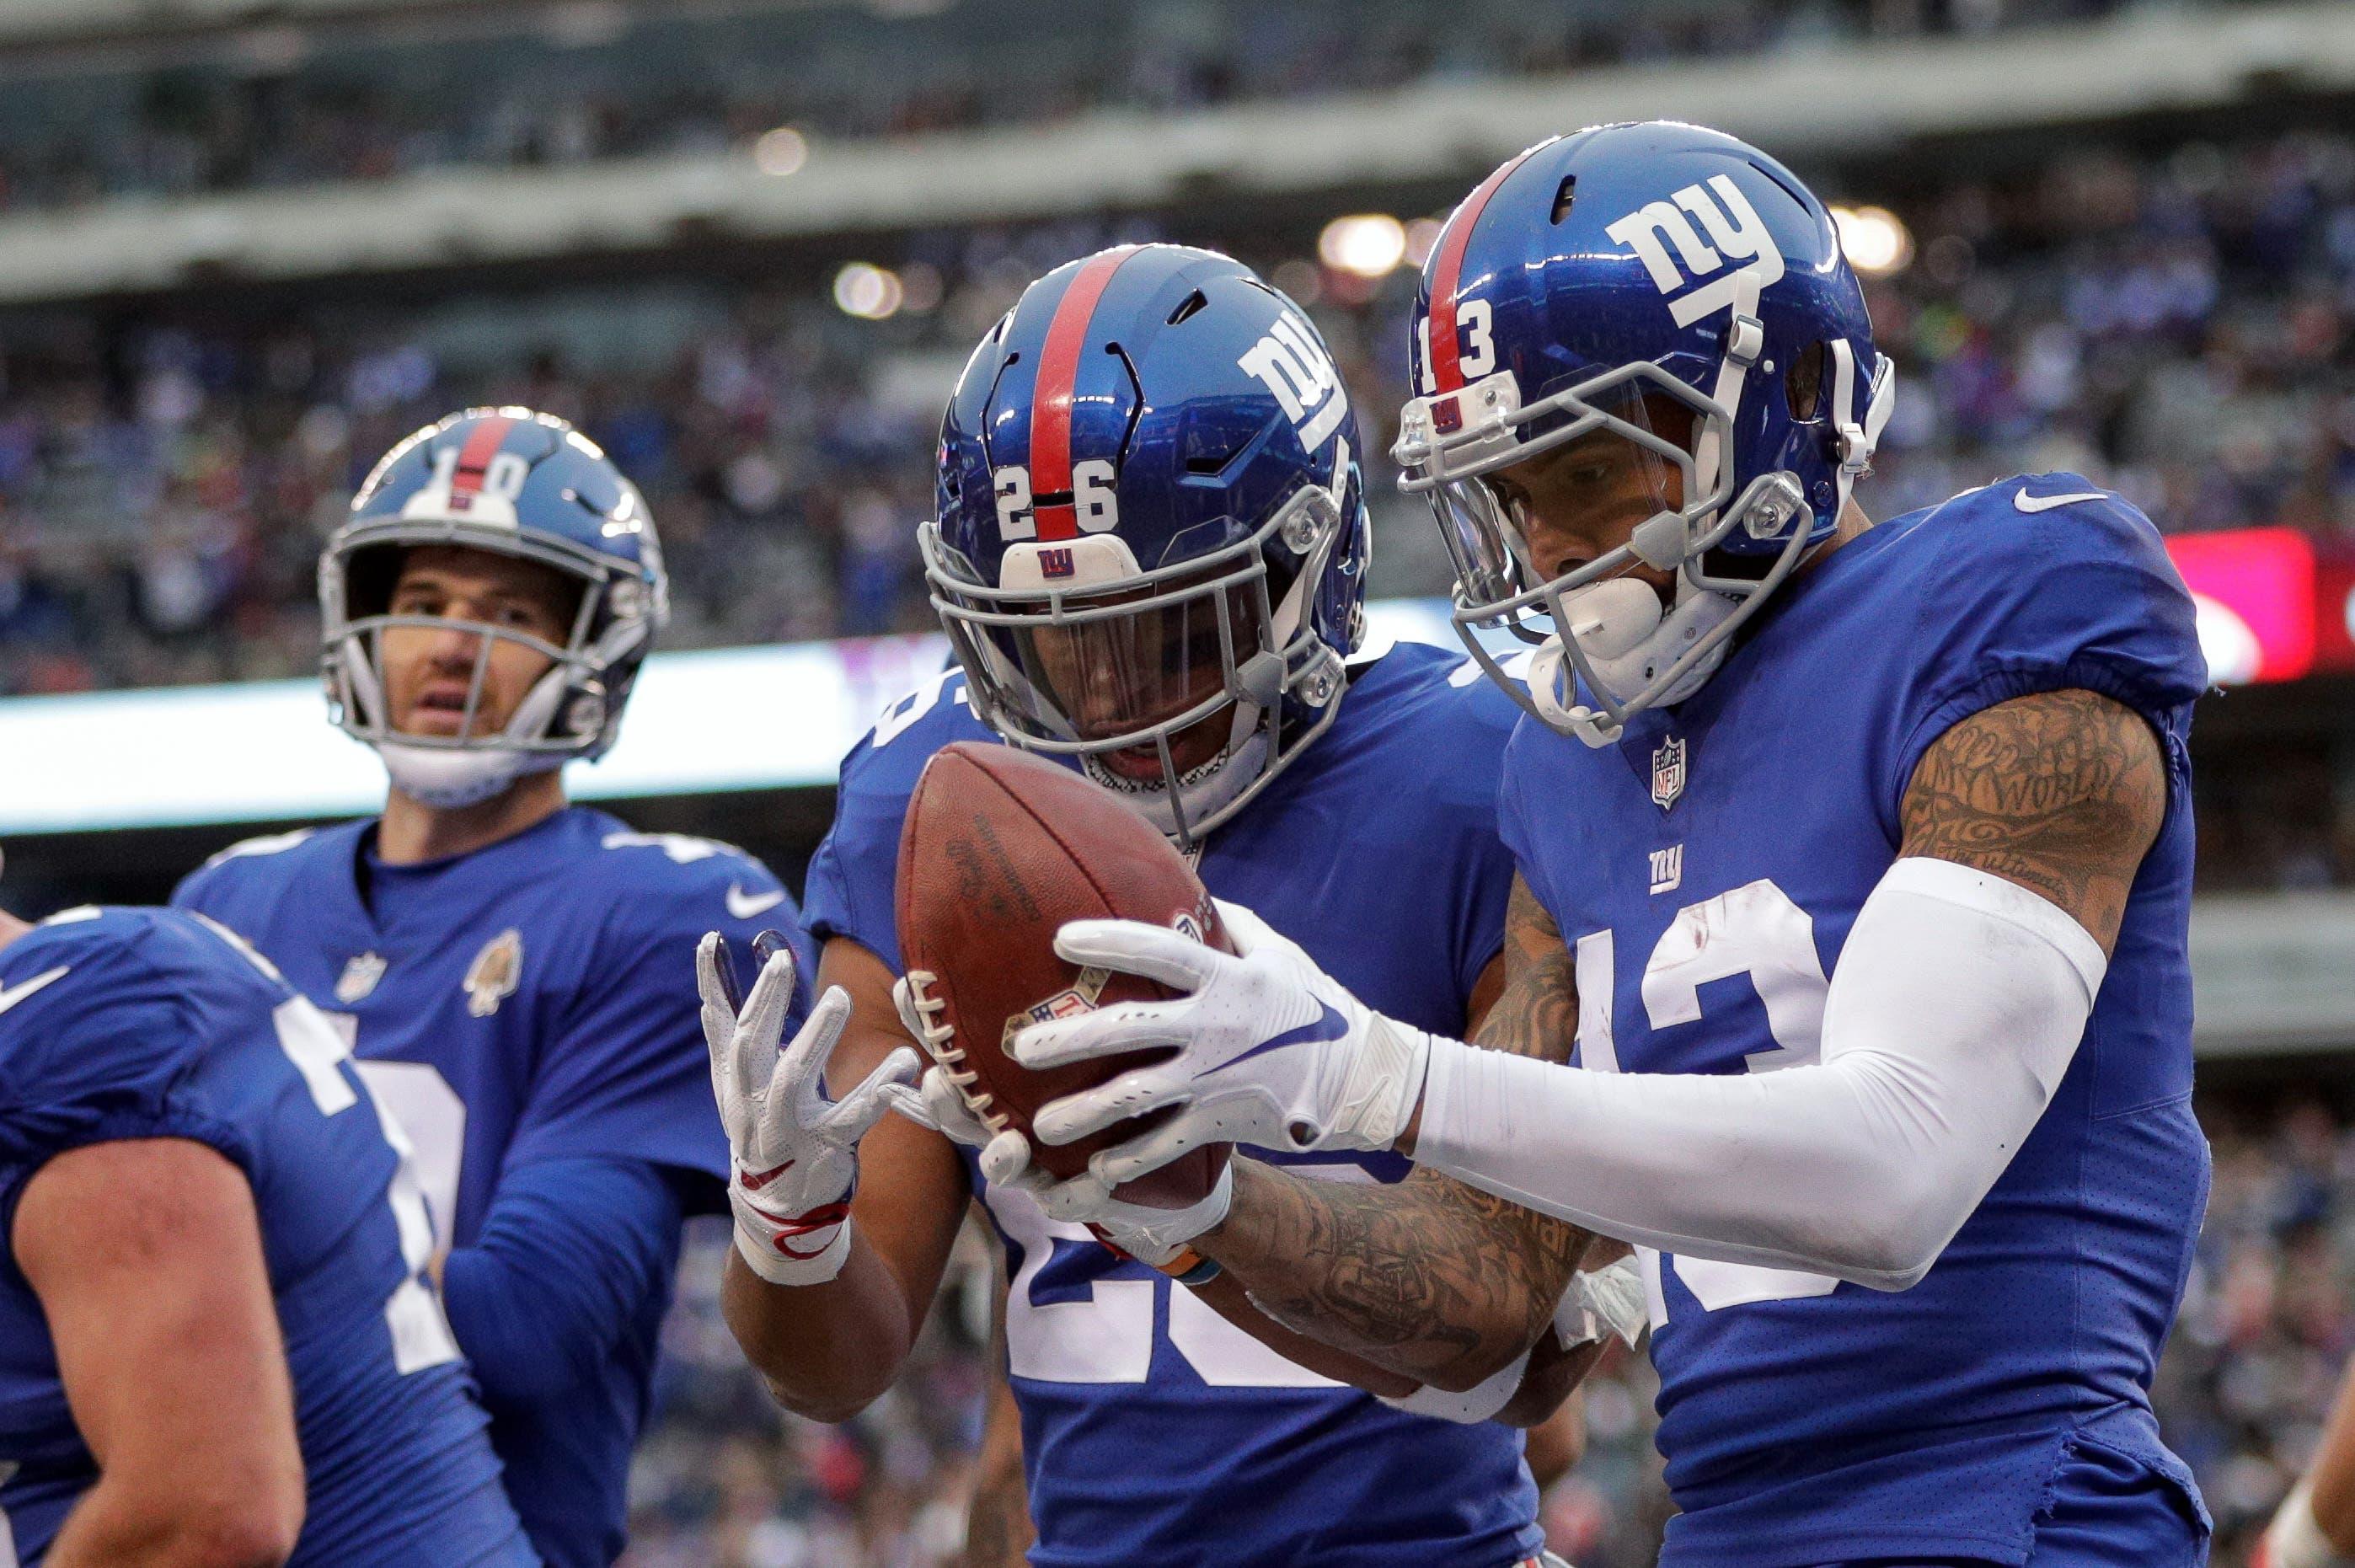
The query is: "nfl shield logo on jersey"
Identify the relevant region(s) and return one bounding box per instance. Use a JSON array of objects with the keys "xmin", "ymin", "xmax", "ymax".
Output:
[
  {"xmin": 1651, "ymin": 735, "xmax": 1688, "ymax": 811},
  {"xmin": 335, "ymin": 950, "xmax": 387, "ymax": 1003},
  {"xmin": 463, "ymin": 928, "xmax": 524, "ymax": 1018}
]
